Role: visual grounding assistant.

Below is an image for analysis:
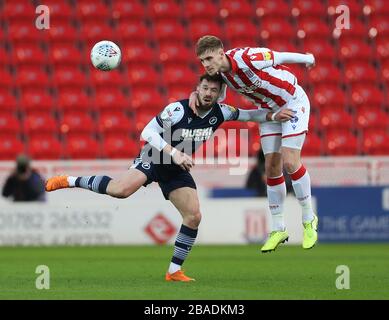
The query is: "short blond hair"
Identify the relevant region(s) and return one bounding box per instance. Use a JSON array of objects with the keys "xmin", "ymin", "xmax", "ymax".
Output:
[{"xmin": 195, "ymin": 35, "xmax": 224, "ymax": 57}]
